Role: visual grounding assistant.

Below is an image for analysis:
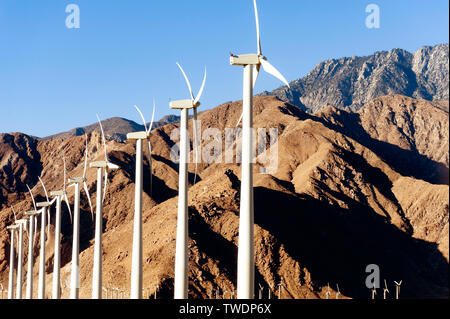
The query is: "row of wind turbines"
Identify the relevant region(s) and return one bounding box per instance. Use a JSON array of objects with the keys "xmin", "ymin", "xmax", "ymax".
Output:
[{"xmin": 3, "ymin": 0, "xmax": 346, "ymax": 300}]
